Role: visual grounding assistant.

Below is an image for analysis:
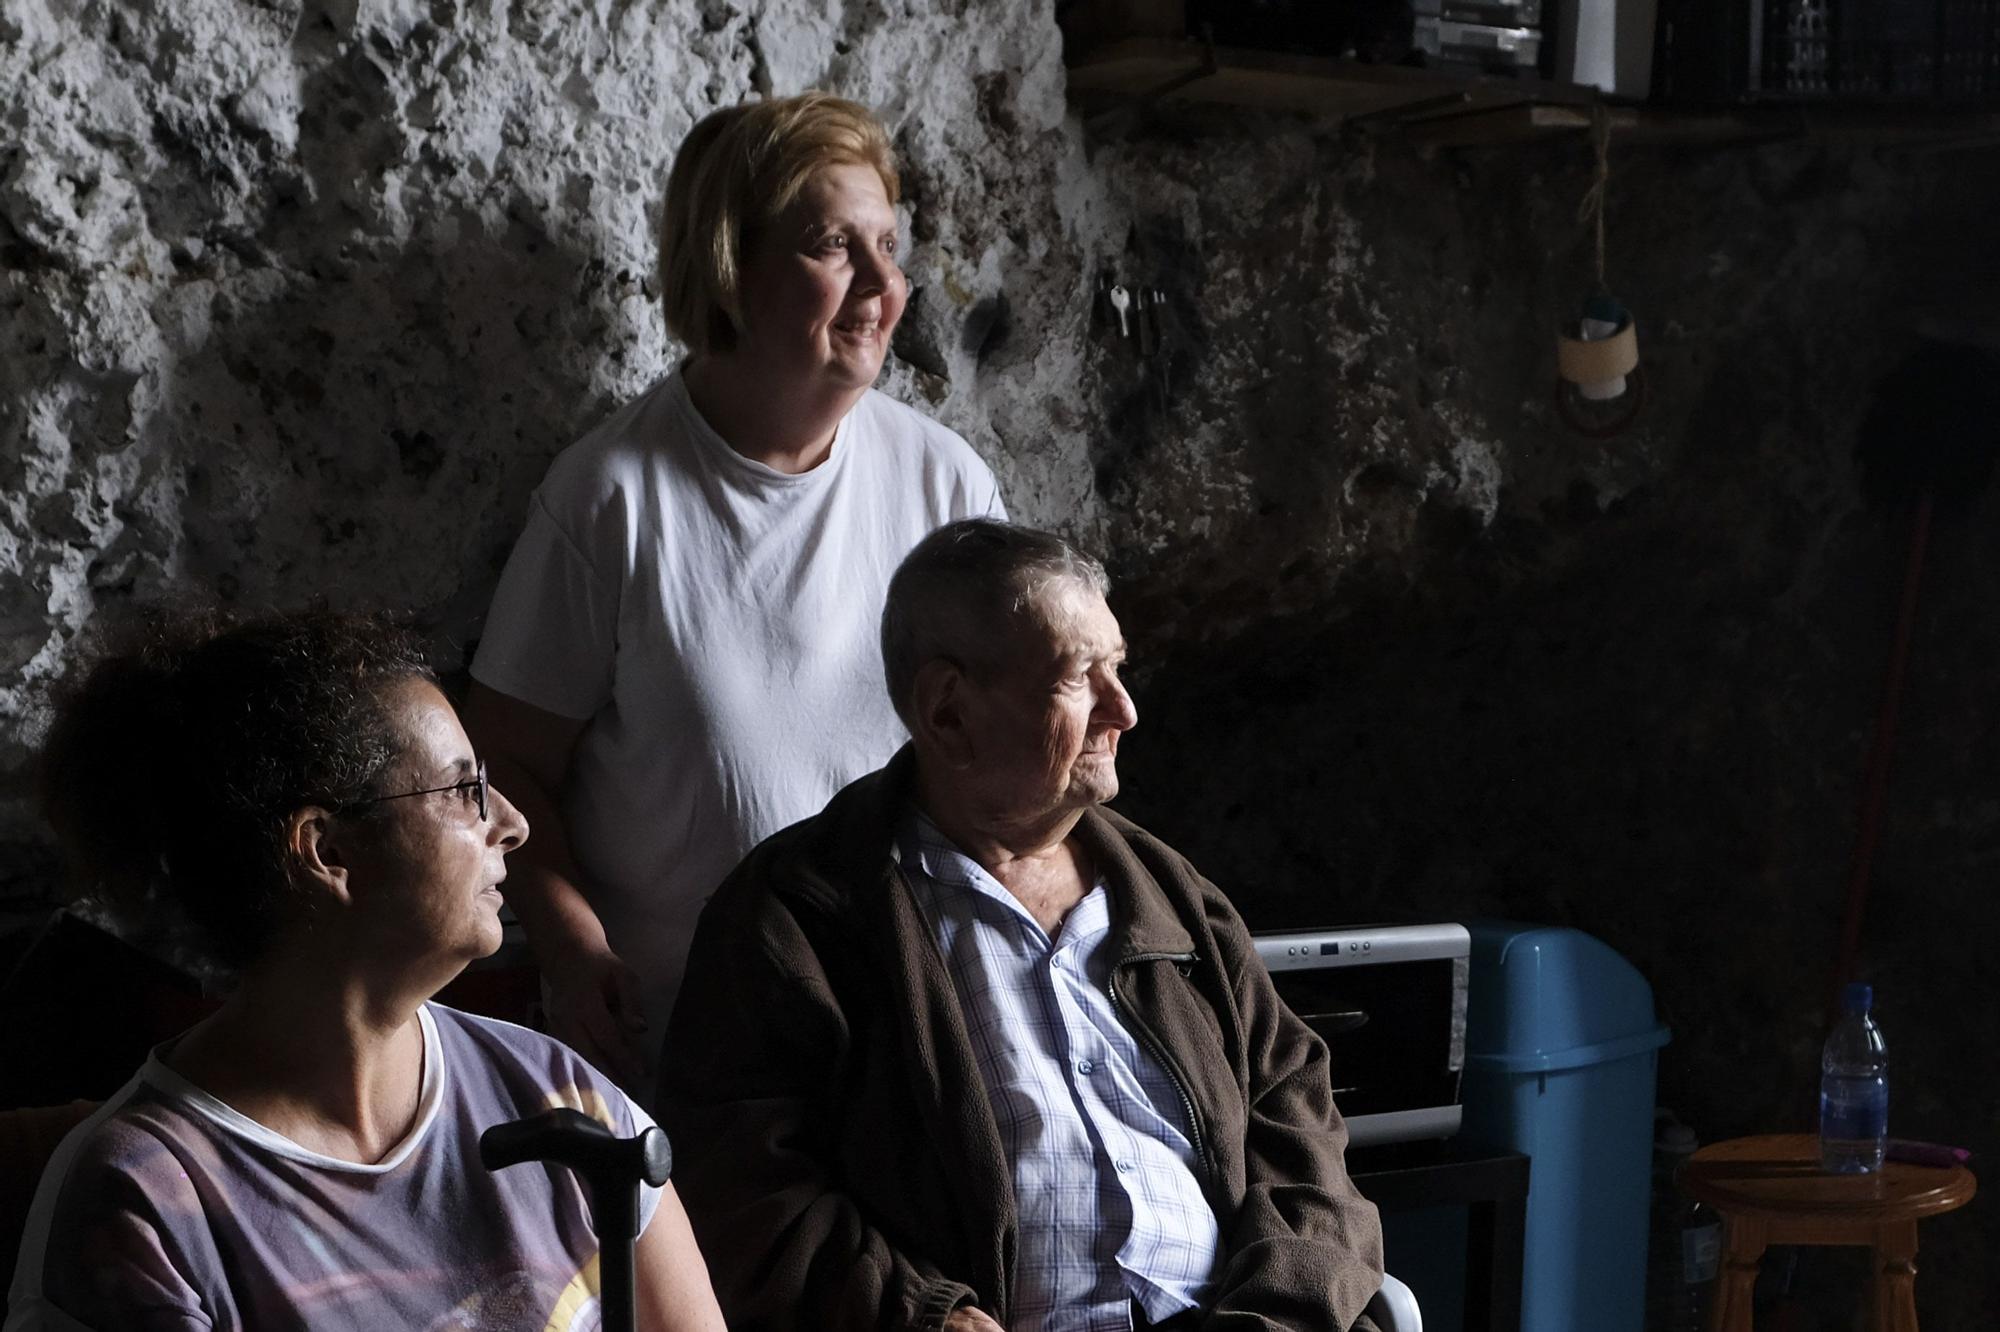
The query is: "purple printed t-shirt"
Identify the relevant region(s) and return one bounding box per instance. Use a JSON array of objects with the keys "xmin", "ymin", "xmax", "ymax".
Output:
[{"xmin": 6, "ymin": 1004, "xmax": 661, "ymax": 1331}]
